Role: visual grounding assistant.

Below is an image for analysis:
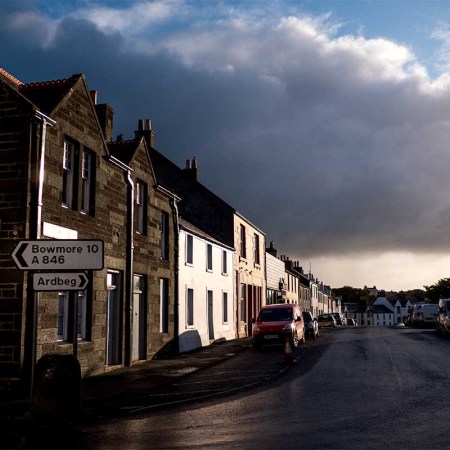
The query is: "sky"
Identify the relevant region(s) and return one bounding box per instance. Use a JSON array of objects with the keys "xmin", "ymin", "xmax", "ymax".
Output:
[{"xmin": 3, "ymin": 0, "xmax": 450, "ymax": 292}]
